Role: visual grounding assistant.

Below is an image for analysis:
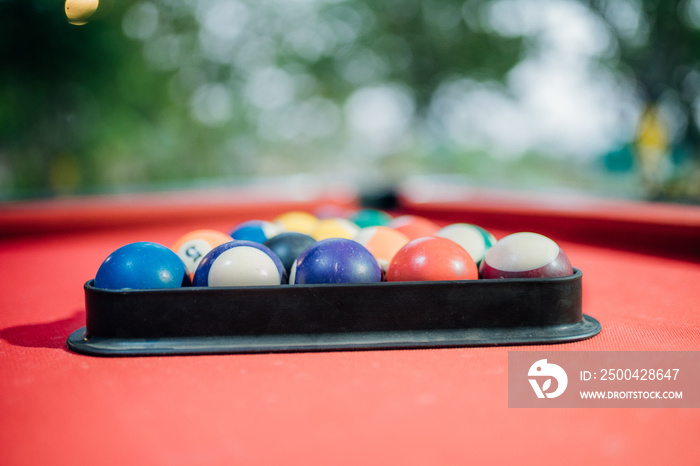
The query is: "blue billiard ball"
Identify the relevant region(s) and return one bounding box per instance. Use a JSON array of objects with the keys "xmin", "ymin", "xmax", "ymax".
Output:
[
  {"xmin": 228, "ymin": 220, "xmax": 281, "ymax": 244},
  {"xmin": 94, "ymin": 241, "xmax": 189, "ymax": 290},
  {"xmin": 263, "ymin": 232, "xmax": 317, "ymax": 276},
  {"xmin": 193, "ymin": 240, "xmax": 286, "ymax": 287},
  {"xmin": 289, "ymin": 238, "xmax": 382, "ymax": 285}
]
